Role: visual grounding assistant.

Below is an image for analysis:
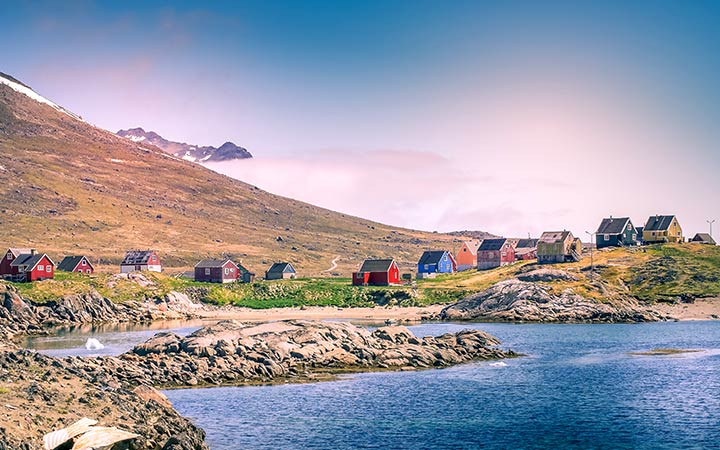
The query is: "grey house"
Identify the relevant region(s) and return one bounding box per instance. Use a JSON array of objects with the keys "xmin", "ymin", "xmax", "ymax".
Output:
[
  {"xmin": 265, "ymin": 262, "xmax": 296, "ymax": 280},
  {"xmin": 595, "ymin": 217, "xmax": 638, "ymax": 249}
]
